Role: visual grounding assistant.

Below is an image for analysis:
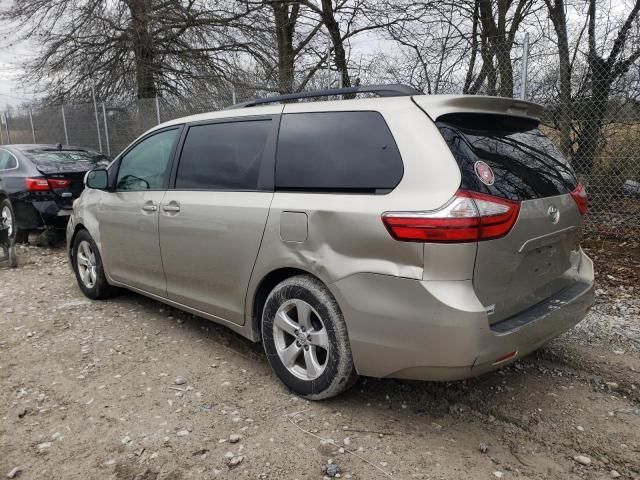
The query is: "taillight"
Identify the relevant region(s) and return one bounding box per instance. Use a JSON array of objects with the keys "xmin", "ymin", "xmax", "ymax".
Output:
[
  {"xmin": 48, "ymin": 178, "xmax": 71, "ymax": 189},
  {"xmin": 25, "ymin": 177, "xmax": 51, "ymax": 191},
  {"xmin": 25, "ymin": 177, "xmax": 71, "ymax": 191},
  {"xmin": 570, "ymin": 182, "xmax": 588, "ymax": 215},
  {"xmin": 382, "ymin": 190, "xmax": 520, "ymax": 243}
]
